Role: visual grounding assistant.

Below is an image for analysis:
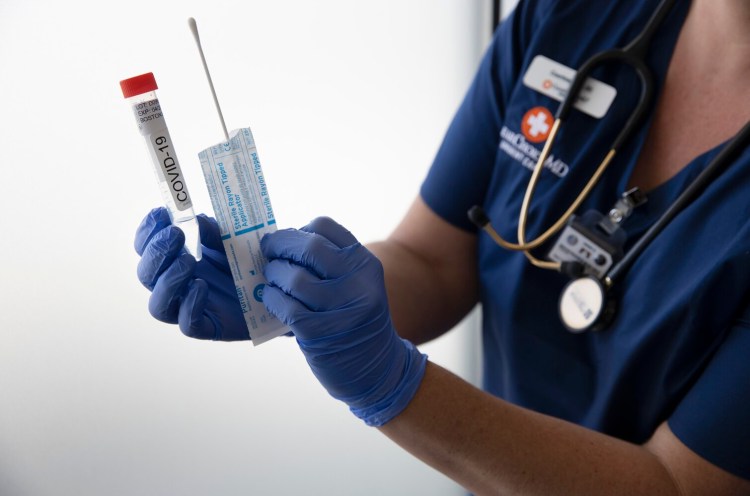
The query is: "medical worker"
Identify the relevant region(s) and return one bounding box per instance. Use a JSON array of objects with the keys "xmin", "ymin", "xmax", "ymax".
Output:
[{"xmin": 135, "ymin": 0, "xmax": 750, "ymax": 493}]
